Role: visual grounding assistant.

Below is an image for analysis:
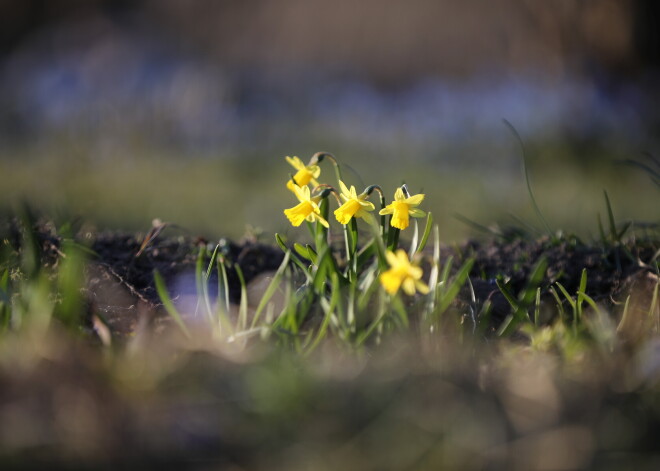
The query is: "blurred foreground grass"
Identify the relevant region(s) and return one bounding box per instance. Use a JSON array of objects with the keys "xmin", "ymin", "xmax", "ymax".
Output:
[{"xmin": 1, "ymin": 138, "xmax": 657, "ymax": 242}]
